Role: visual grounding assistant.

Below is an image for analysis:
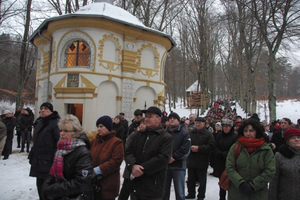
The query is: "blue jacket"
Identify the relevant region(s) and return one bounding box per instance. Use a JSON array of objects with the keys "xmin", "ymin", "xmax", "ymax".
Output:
[{"xmin": 165, "ymin": 124, "xmax": 191, "ymax": 169}]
